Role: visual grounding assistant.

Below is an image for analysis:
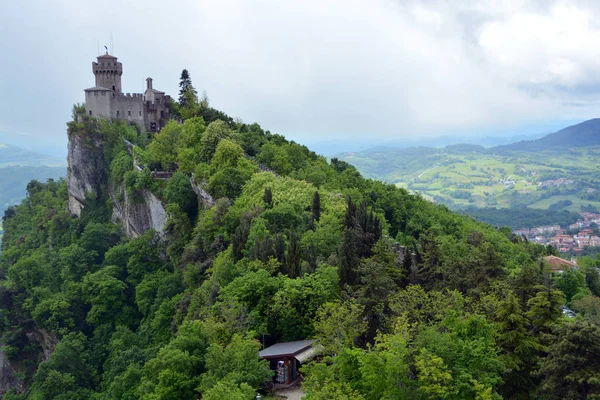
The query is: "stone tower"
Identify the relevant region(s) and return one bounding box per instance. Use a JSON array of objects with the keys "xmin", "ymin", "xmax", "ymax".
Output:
[
  {"xmin": 92, "ymin": 52, "xmax": 122, "ymax": 93},
  {"xmin": 85, "ymin": 53, "xmax": 172, "ymax": 132}
]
